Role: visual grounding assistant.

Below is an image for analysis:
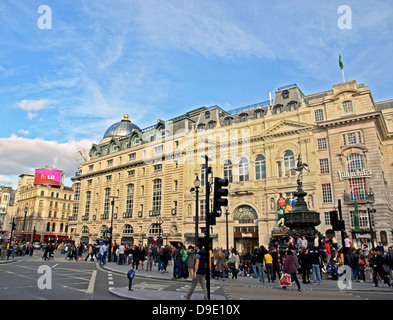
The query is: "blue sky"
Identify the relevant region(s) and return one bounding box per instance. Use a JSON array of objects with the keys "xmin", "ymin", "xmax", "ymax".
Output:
[{"xmin": 0, "ymin": 0, "xmax": 392, "ymax": 188}]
